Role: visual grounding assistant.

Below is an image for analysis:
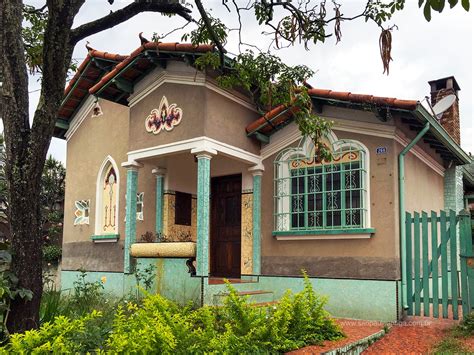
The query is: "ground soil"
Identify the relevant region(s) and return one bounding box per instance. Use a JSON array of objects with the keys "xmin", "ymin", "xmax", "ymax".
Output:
[
  {"xmin": 288, "ymin": 319, "xmax": 384, "ymax": 354},
  {"xmin": 290, "ymin": 316, "xmax": 474, "ymax": 354},
  {"xmin": 364, "ymin": 316, "xmax": 474, "ymax": 354}
]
